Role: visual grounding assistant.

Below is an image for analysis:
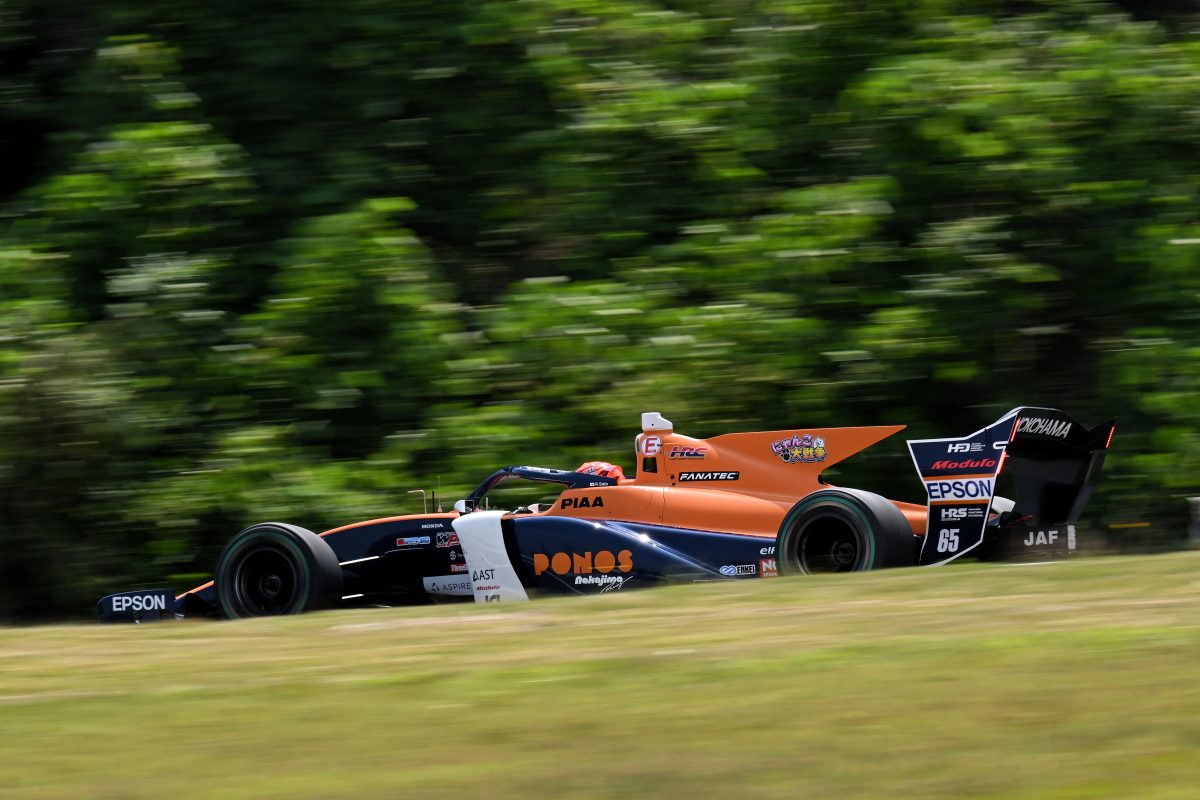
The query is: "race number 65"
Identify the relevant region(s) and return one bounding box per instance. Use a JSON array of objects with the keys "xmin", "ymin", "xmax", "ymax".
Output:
[{"xmin": 937, "ymin": 528, "xmax": 960, "ymax": 553}]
